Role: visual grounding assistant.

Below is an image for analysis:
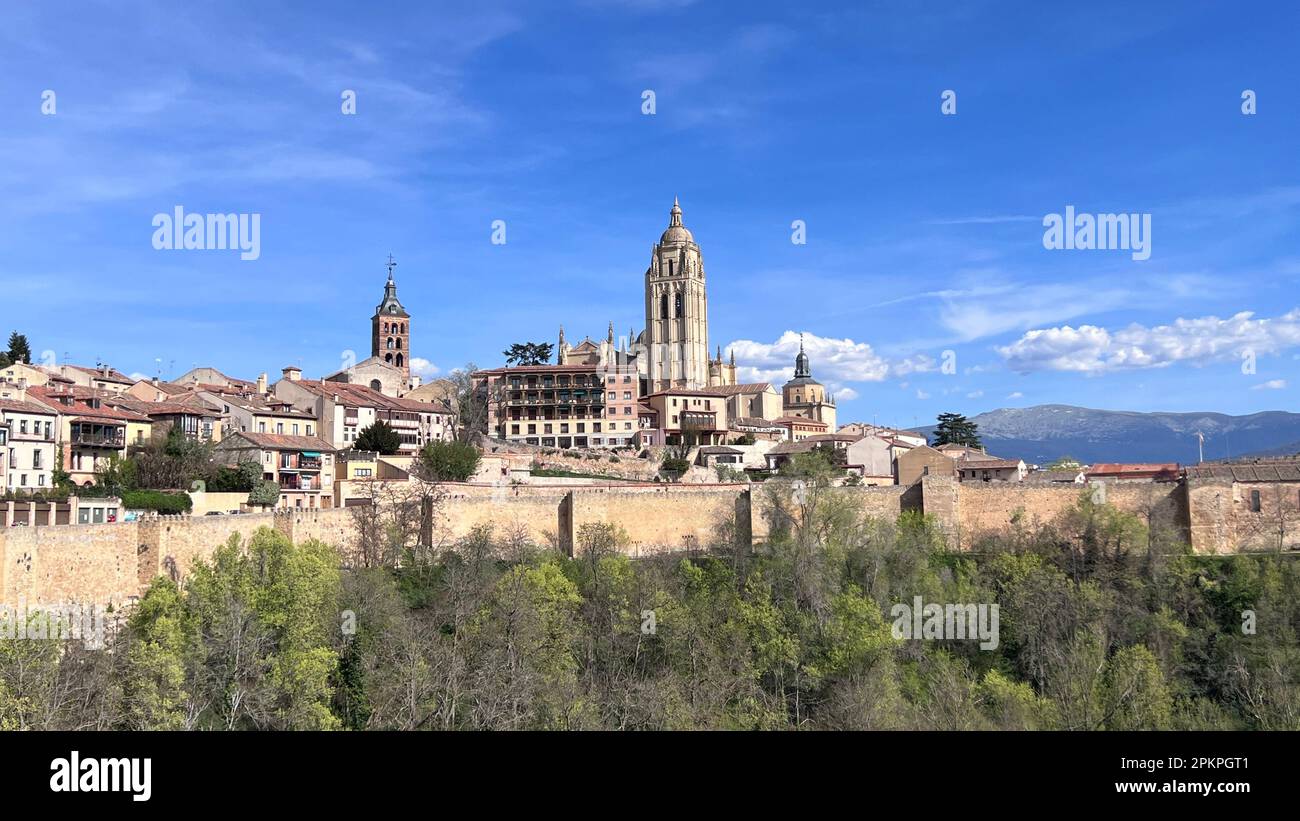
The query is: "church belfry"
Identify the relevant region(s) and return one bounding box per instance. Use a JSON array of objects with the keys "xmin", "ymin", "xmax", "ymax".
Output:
[
  {"xmin": 644, "ymin": 197, "xmax": 709, "ymax": 391},
  {"xmin": 371, "ymin": 254, "xmax": 411, "ymax": 381}
]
